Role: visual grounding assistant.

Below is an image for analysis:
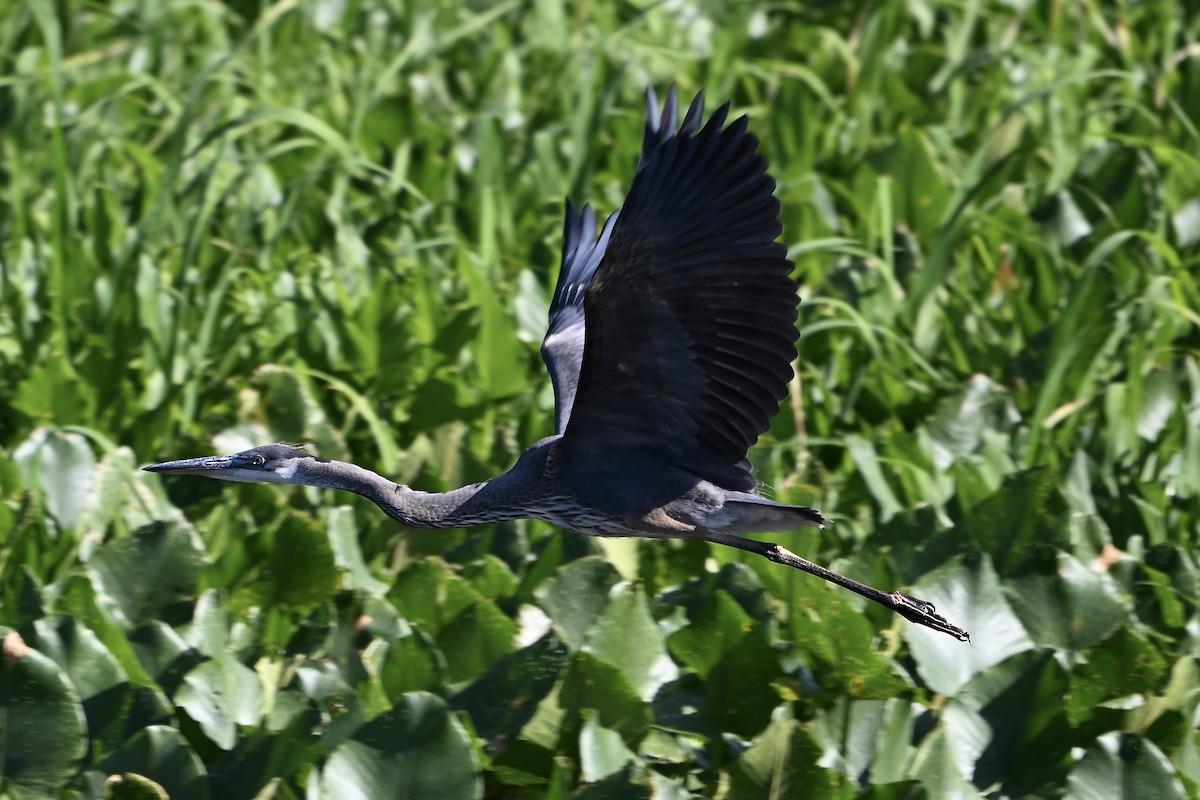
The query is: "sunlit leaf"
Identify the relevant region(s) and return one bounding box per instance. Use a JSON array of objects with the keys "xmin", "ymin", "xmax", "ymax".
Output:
[
  {"xmin": 175, "ymin": 657, "xmax": 264, "ymax": 750},
  {"xmin": 13, "ymin": 426, "xmax": 96, "ymax": 531},
  {"xmin": 578, "ymin": 711, "xmax": 637, "ymax": 782},
  {"xmin": 534, "ymin": 557, "xmax": 623, "ymax": 651},
  {"xmin": 905, "ymin": 555, "xmax": 1034, "ymax": 696},
  {"xmin": 319, "ymin": 692, "xmax": 482, "ymax": 800},
  {"xmin": 1066, "ymin": 733, "xmax": 1187, "ymax": 800},
  {"xmin": 581, "ymin": 583, "xmax": 676, "ymax": 700},
  {"xmin": 1006, "ymin": 552, "xmax": 1127, "ymax": 651}
]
